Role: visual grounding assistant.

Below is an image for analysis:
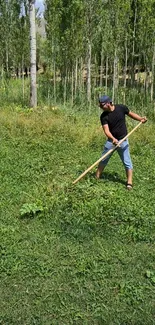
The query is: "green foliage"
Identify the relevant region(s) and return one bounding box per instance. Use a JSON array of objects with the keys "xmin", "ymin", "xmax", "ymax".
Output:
[
  {"xmin": 1, "ymin": 1, "xmax": 155, "ymax": 108},
  {"xmin": 0, "ymin": 0, "xmax": 29, "ymax": 74},
  {"xmin": 20, "ymin": 203, "xmax": 44, "ymax": 218},
  {"xmin": 145, "ymin": 270, "xmax": 155, "ymax": 285}
]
